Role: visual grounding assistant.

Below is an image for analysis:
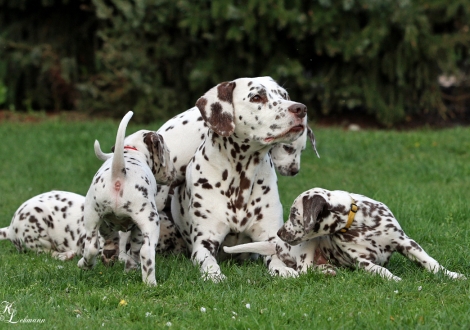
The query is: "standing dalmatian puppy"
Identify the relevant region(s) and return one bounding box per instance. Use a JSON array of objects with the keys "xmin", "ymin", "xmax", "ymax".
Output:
[
  {"xmin": 224, "ymin": 188, "xmax": 466, "ymax": 281},
  {"xmin": 78, "ymin": 111, "xmax": 175, "ymax": 286},
  {"xmin": 0, "ymin": 191, "xmax": 94, "ymax": 260},
  {"xmin": 171, "ymin": 76, "xmax": 308, "ymax": 281}
]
